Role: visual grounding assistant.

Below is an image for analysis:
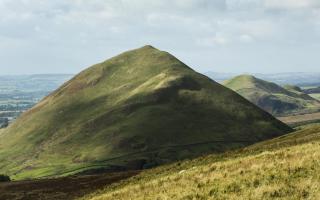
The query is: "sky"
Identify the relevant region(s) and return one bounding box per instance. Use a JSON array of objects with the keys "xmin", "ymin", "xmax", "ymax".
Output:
[{"xmin": 0, "ymin": 0, "xmax": 320, "ymax": 75}]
